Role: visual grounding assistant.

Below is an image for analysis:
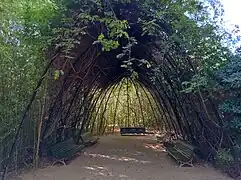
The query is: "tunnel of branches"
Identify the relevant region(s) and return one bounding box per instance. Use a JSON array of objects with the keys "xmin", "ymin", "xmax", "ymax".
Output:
[{"xmin": 2, "ymin": 1, "xmax": 237, "ymax": 177}]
